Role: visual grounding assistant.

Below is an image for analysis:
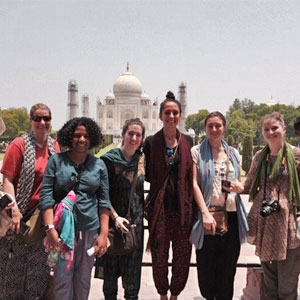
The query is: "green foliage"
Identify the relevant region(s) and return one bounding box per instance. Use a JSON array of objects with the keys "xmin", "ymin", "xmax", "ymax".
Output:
[
  {"xmin": 185, "ymin": 109, "xmax": 209, "ymax": 135},
  {"xmin": 242, "ymin": 135, "xmax": 253, "ymax": 175},
  {"xmin": 227, "ymin": 135, "xmax": 234, "ymax": 146},
  {"xmin": 0, "ymin": 107, "xmax": 31, "ymax": 139},
  {"xmin": 194, "ymin": 134, "xmax": 199, "ymax": 145}
]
